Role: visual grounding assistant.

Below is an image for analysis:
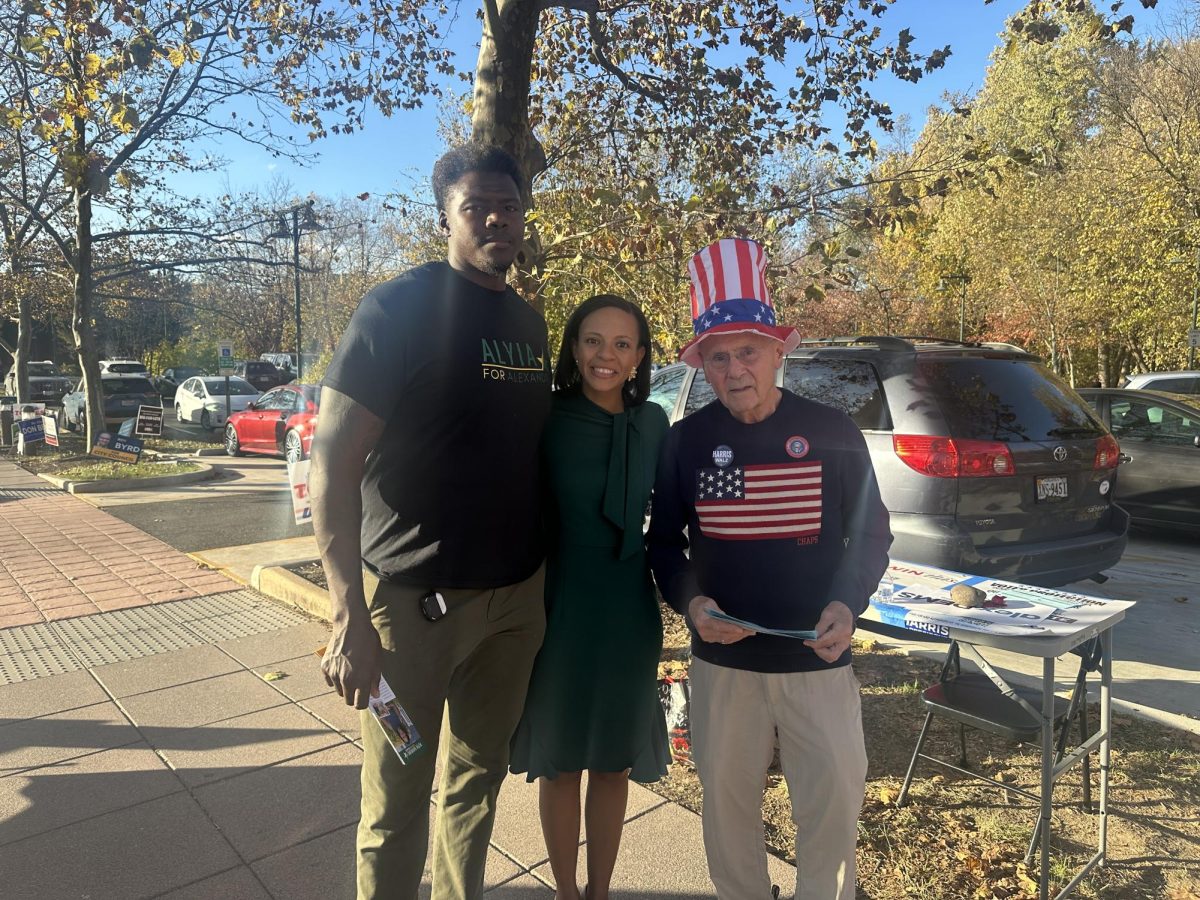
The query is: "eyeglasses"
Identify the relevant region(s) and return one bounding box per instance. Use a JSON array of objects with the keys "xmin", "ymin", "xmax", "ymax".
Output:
[{"xmin": 703, "ymin": 346, "xmax": 762, "ymax": 372}]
